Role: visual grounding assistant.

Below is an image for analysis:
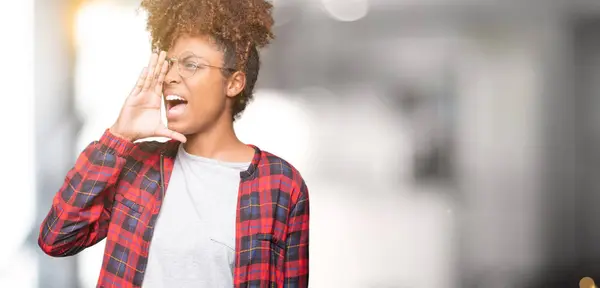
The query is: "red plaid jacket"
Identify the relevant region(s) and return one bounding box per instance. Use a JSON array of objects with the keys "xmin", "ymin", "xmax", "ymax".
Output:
[{"xmin": 38, "ymin": 129, "xmax": 309, "ymax": 287}]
